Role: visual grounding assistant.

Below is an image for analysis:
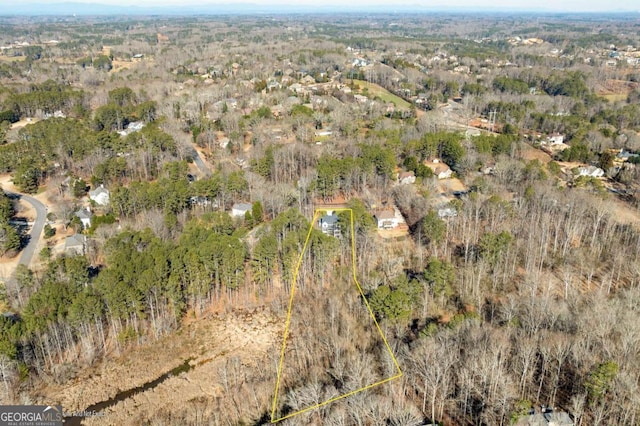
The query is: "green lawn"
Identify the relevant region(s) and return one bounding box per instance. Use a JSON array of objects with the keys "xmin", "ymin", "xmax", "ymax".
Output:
[
  {"xmin": 601, "ymin": 93, "xmax": 628, "ymax": 103},
  {"xmin": 352, "ymin": 80, "xmax": 413, "ymax": 109}
]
